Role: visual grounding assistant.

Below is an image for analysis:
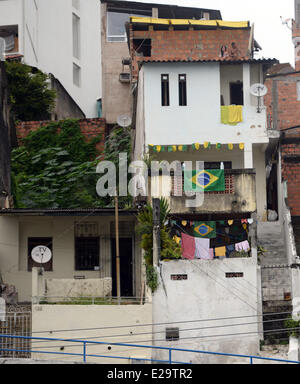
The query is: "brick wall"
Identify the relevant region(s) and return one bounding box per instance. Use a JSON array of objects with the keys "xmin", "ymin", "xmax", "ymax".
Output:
[
  {"xmin": 129, "ymin": 26, "xmax": 251, "ymax": 79},
  {"xmin": 264, "ymin": 75, "xmax": 300, "ymax": 130},
  {"xmin": 16, "ymin": 118, "xmax": 106, "ymax": 153},
  {"xmin": 281, "ymin": 133, "xmax": 300, "ymax": 216}
]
